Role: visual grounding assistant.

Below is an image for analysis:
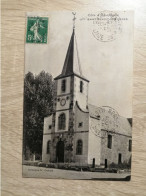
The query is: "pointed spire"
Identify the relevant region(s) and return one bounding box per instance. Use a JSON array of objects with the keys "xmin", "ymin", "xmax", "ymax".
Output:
[
  {"xmin": 61, "ymin": 29, "xmax": 74, "ymax": 75},
  {"xmin": 55, "ymin": 13, "xmax": 89, "ymax": 82}
]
